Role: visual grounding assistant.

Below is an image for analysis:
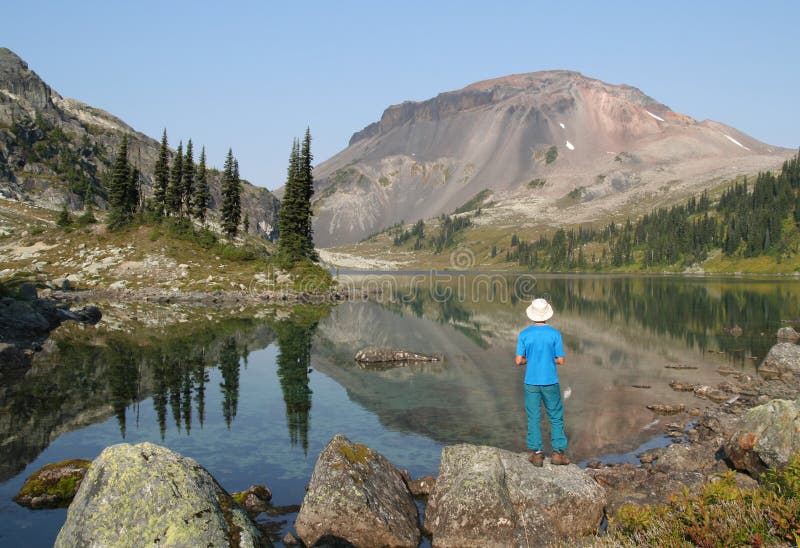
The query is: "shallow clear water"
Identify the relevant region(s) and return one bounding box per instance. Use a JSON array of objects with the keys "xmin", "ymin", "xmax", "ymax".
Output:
[{"xmin": 1, "ymin": 275, "xmax": 798, "ymax": 545}]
